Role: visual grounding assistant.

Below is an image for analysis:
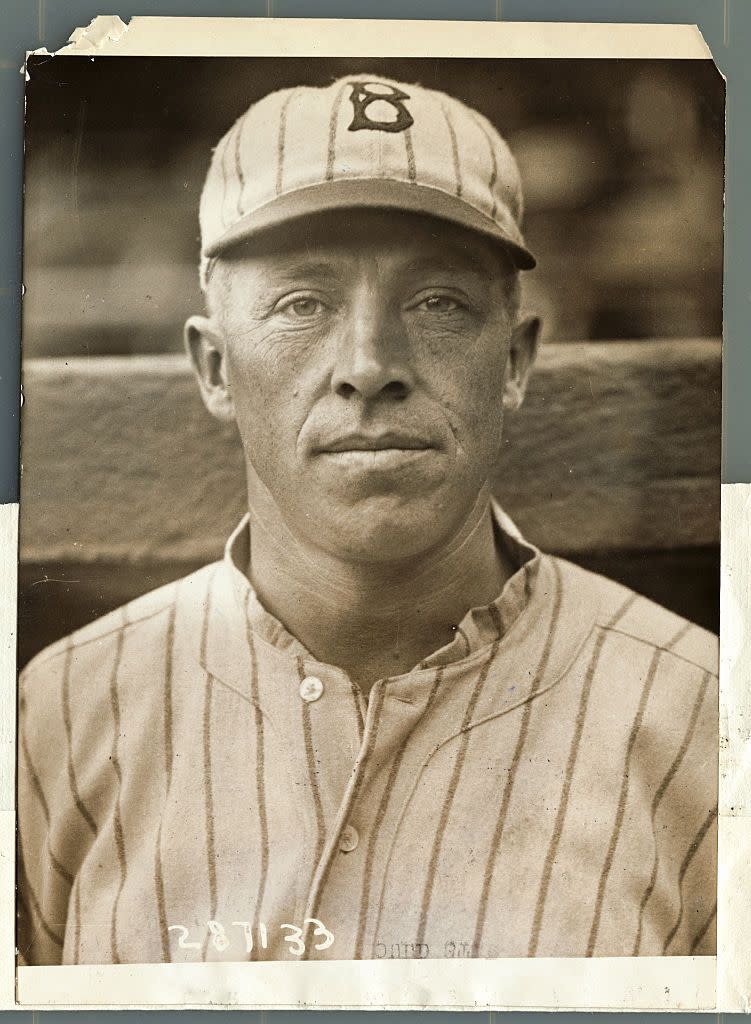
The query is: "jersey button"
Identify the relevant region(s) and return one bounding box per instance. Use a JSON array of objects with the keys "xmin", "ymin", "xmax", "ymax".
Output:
[
  {"xmin": 339, "ymin": 824, "xmax": 359, "ymax": 853},
  {"xmin": 299, "ymin": 676, "xmax": 324, "ymax": 702}
]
